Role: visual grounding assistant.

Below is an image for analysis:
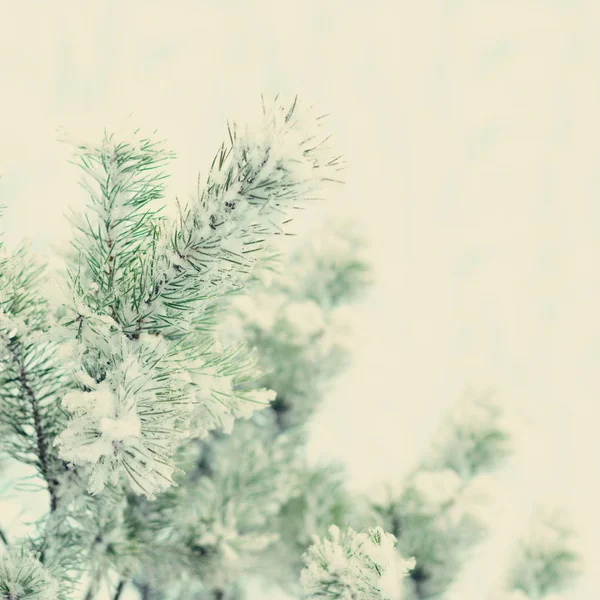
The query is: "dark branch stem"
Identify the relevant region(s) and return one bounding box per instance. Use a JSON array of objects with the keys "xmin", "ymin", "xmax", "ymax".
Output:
[
  {"xmin": 112, "ymin": 580, "xmax": 127, "ymax": 600},
  {"xmin": 83, "ymin": 584, "xmax": 96, "ymax": 600},
  {"xmin": 410, "ymin": 565, "xmax": 429, "ymax": 600},
  {"xmin": 270, "ymin": 394, "xmax": 290, "ymax": 430},
  {"xmin": 12, "ymin": 345, "xmax": 59, "ymax": 512},
  {"xmin": 391, "ymin": 514, "xmax": 401, "ymax": 539},
  {"xmin": 0, "ymin": 527, "xmax": 8, "ymax": 547}
]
